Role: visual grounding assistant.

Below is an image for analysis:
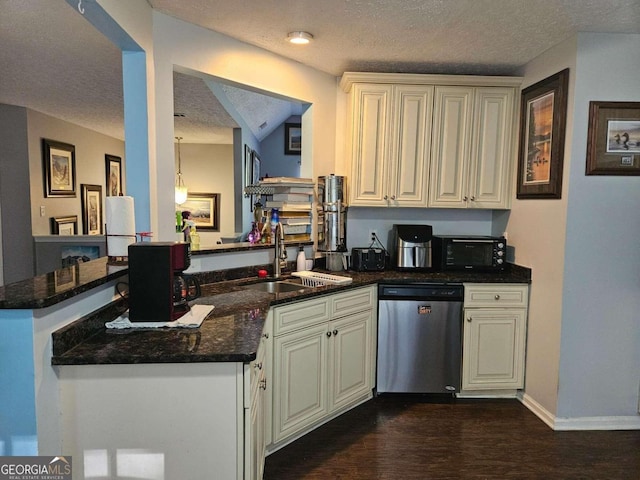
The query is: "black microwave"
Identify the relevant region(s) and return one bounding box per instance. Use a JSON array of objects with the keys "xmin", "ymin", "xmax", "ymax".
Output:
[{"xmin": 433, "ymin": 236, "xmax": 507, "ymax": 271}]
